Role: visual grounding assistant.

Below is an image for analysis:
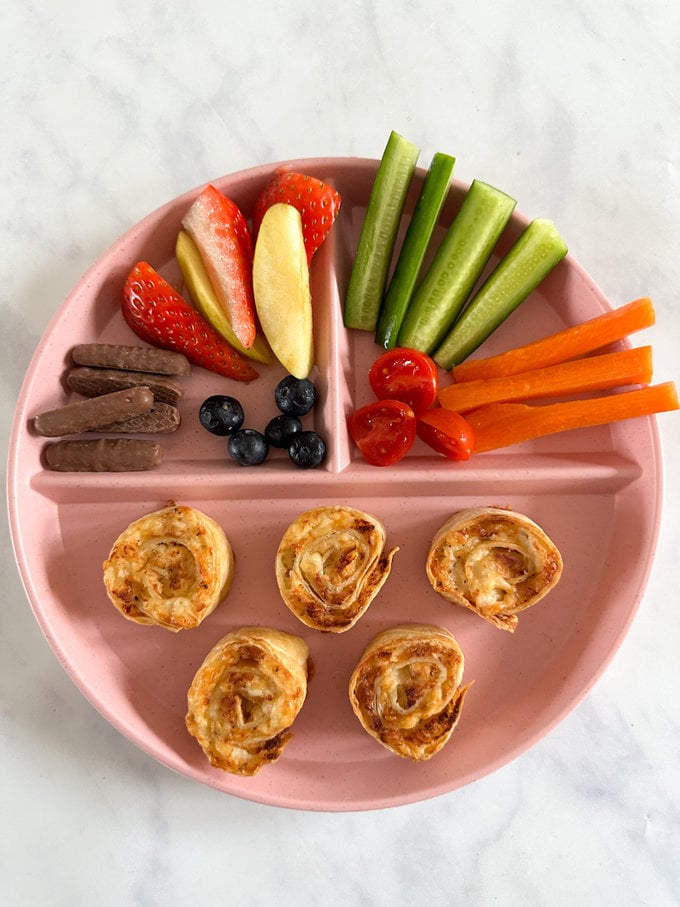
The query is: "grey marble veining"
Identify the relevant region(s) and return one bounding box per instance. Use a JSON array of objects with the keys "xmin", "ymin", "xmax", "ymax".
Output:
[{"xmin": 2, "ymin": 1, "xmax": 679, "ymax": 904}]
